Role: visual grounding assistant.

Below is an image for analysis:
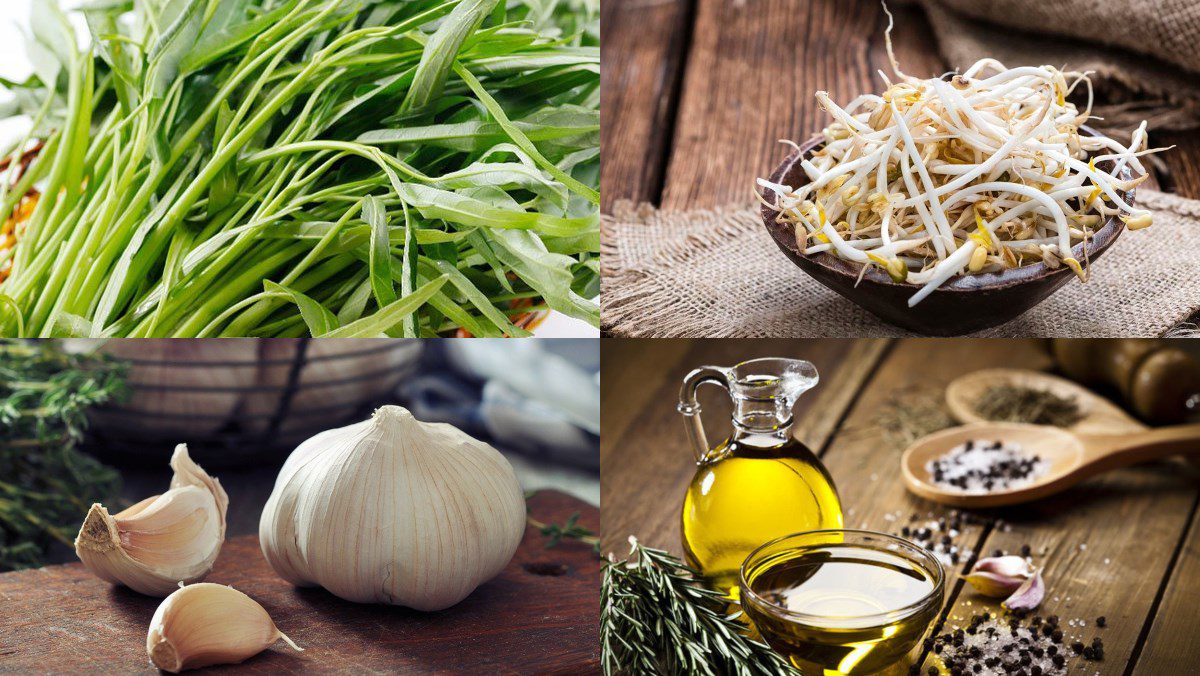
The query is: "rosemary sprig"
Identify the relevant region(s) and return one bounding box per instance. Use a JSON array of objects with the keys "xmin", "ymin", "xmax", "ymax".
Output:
[
  {"xmin": 0, "ymin": 340, "xmax": 126, "ymax": 570},
  {"xmin": 528, "ymin": 512, "xmax": 600, "ymax": 555},
  {"xmin": 601, "ymin": 537, "xmax": 800, "ymax": 676}
]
